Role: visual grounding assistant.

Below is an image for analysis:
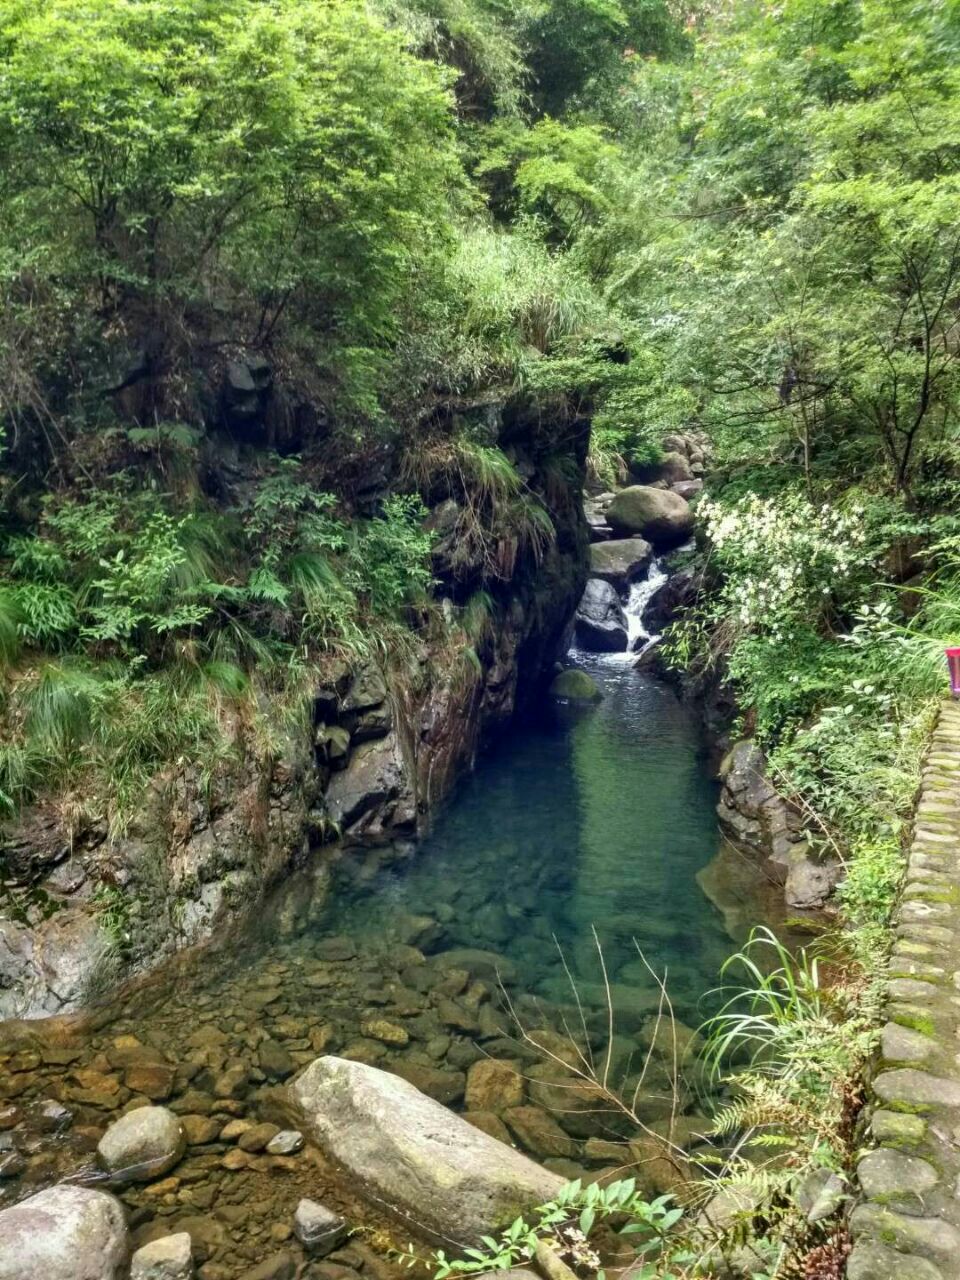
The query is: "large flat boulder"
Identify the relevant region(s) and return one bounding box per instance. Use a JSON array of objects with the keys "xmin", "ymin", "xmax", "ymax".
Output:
[
  {"xmin": 605, "ymin": 486, "xmax": 693, "ymax": 547},
  {"xmin": 0, "ymin": 1185, "xmax": 128, "ymax": 1280},
  {"xmin": 290, "ymin": 1056, "xmax": 563, "ymax": 1244},
  {"xmin": 589, "ymin": 538, "xmax": 653, "ymax": 588},
  {"xmin": 575, "ymin": 579, "xmax": 628, "ymax": 652}
]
